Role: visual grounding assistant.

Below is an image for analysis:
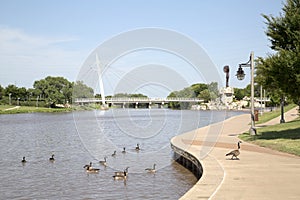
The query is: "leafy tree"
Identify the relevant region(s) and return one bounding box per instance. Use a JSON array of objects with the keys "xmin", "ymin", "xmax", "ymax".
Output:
[
  {"xmin": 18, "ymin": 87, "xmax": 28, "ymax": 100},
  {"xmin": 190, "ymin": 83, "xmax": 208, "ymax": 97},
  {"xmin": 4, "ymin": 84, "xmax": 19, "ymax": 100},
  {"xmin": 257, "ymin": 0, "xmax": 300, "ymax": 108},
  {"xmin": 34, "ymin": 76, "xmax": 72, "ymax": 107},
  {"xmin": 129, "ymin": 93, "xmax": 148, "ymax": 98},
  {"xmin": 234, "ymin": 88, "xmax": 247, "ymax": 101},
  {"xmin": 263, "ymin": 0, "xmax": 300, "ymax": 51},
  {"xmin": 198, "ymin": 89, "xmax": 211, "ymax": 102},
  {"xmin": 167, "ymin": 82, "xmax": 219, "ymax": 109},
  {"xmin": 0, "ymin": 85, "xmax": 3, "ymax": 99},
  {"xmin": 95, "ymin": 93, "xmax": 102, "ymax": 99},
  {"xmin": 33, "ymin": 79, "xmax": 48, "ymax": 99},
  {"xmin": 113, "ymin": 93, "xmax": 130, "ymax": 98},
  {"xmin": 207, "ymin": 82, "xmax": 219, "ymax": 100},
  {"xmin": 73, "ymin": 81, "xmax": 94, "ymax": 99},
  {"xmin": 167, "ymin": 92, "xmax": 181, "ymax": 109},
  {"xmin": 27, "ymin": 88, "xmax": 38, "ymax": 98}
]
